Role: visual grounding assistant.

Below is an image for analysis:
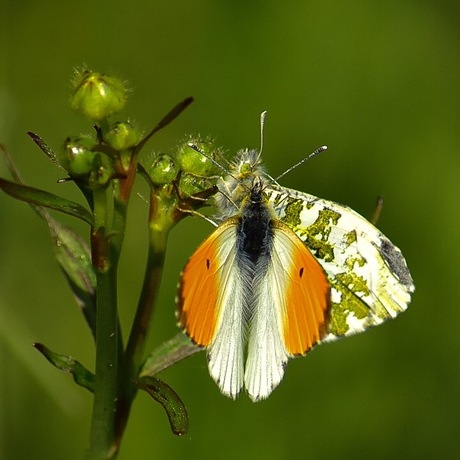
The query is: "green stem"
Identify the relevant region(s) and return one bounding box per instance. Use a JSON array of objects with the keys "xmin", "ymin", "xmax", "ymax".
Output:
[
  {"xmin": 87, "ymin": 189, "xmax": 120, "ymax": 459},
  {"xmin": 111, "ymin": 184, "xmax": 131, "ymax": 361},
  {"xmin": 114, "ymin": 192, "xmax": 171, "ymax": 446},
  {"xmin": 88, "ymin": 261, "xmax": 119, "ymax": 459},
  {"xmin": 92, "ymin": 188, "xmax": 108, "ymax": 229},
  {"xmin": 126, "ymin": 228, "xmax": 167, "ymax": 371}
]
